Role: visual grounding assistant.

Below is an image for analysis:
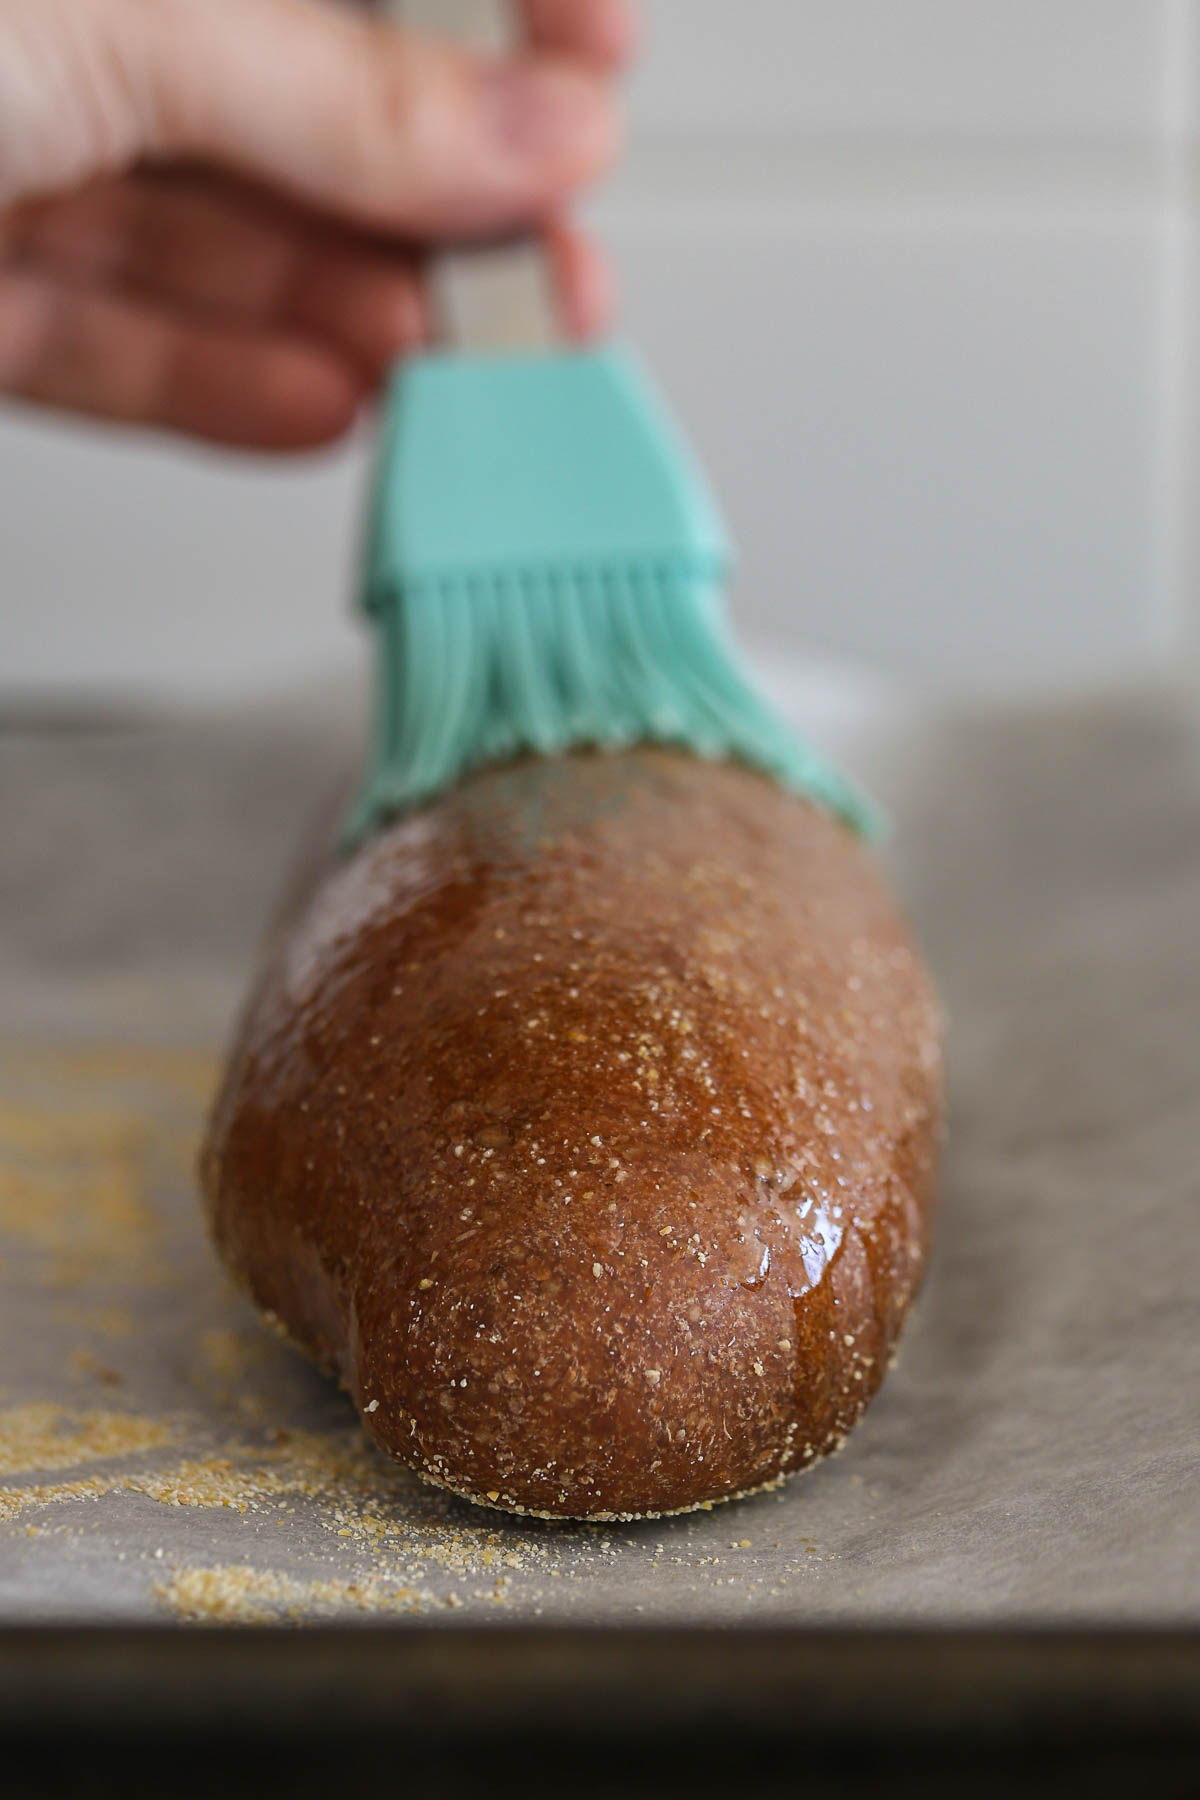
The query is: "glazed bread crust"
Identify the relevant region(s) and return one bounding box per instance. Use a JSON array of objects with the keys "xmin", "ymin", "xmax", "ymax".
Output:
[{"xmin": 202, "ymin": 750, "xmax": 942, "ymax": 1519}]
